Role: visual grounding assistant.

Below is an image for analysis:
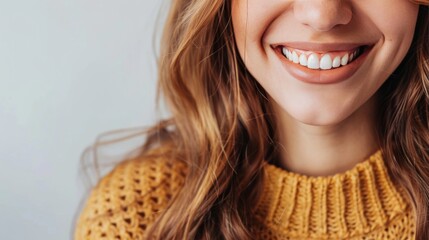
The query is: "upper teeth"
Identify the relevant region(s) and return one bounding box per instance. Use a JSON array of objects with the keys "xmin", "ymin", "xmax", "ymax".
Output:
[{"xmin": 281, "ymin": 47, "xmax": 361, "ymax": 70}]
